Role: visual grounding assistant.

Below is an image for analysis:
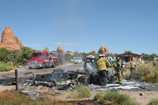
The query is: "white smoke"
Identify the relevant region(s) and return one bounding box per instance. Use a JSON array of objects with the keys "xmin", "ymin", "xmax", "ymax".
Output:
[{"xmin": 85, "ymin": 63, "xmax": 97, "ymax": 74}]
